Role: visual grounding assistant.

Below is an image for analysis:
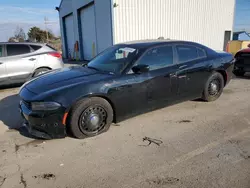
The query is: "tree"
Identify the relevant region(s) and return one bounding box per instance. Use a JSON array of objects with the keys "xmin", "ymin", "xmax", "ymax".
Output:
[
  {"xmin": 28, "ymin": 26, "xmax": 56, "ymax": 43},
  {"xmin": 8, "ymin": 37, "xmax": 18, "ymax": 42},
  {"xmin": 14, "ymin": 27, "xmax": 26, "ymax": 42}
]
